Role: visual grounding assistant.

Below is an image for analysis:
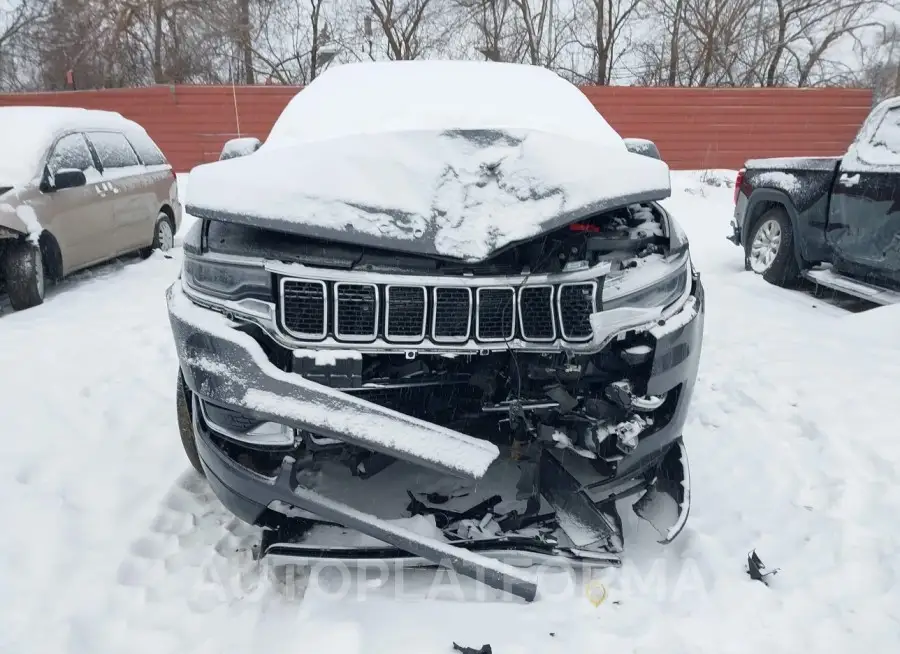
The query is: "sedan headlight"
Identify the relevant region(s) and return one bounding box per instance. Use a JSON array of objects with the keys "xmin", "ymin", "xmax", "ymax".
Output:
[
  {"xmin": 601, "ymin": 253, "xmax": 690, "ymax": 311},
  {"xmin": 183, "ymin": 255, "xmax": 273, "ymax": 300}
]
